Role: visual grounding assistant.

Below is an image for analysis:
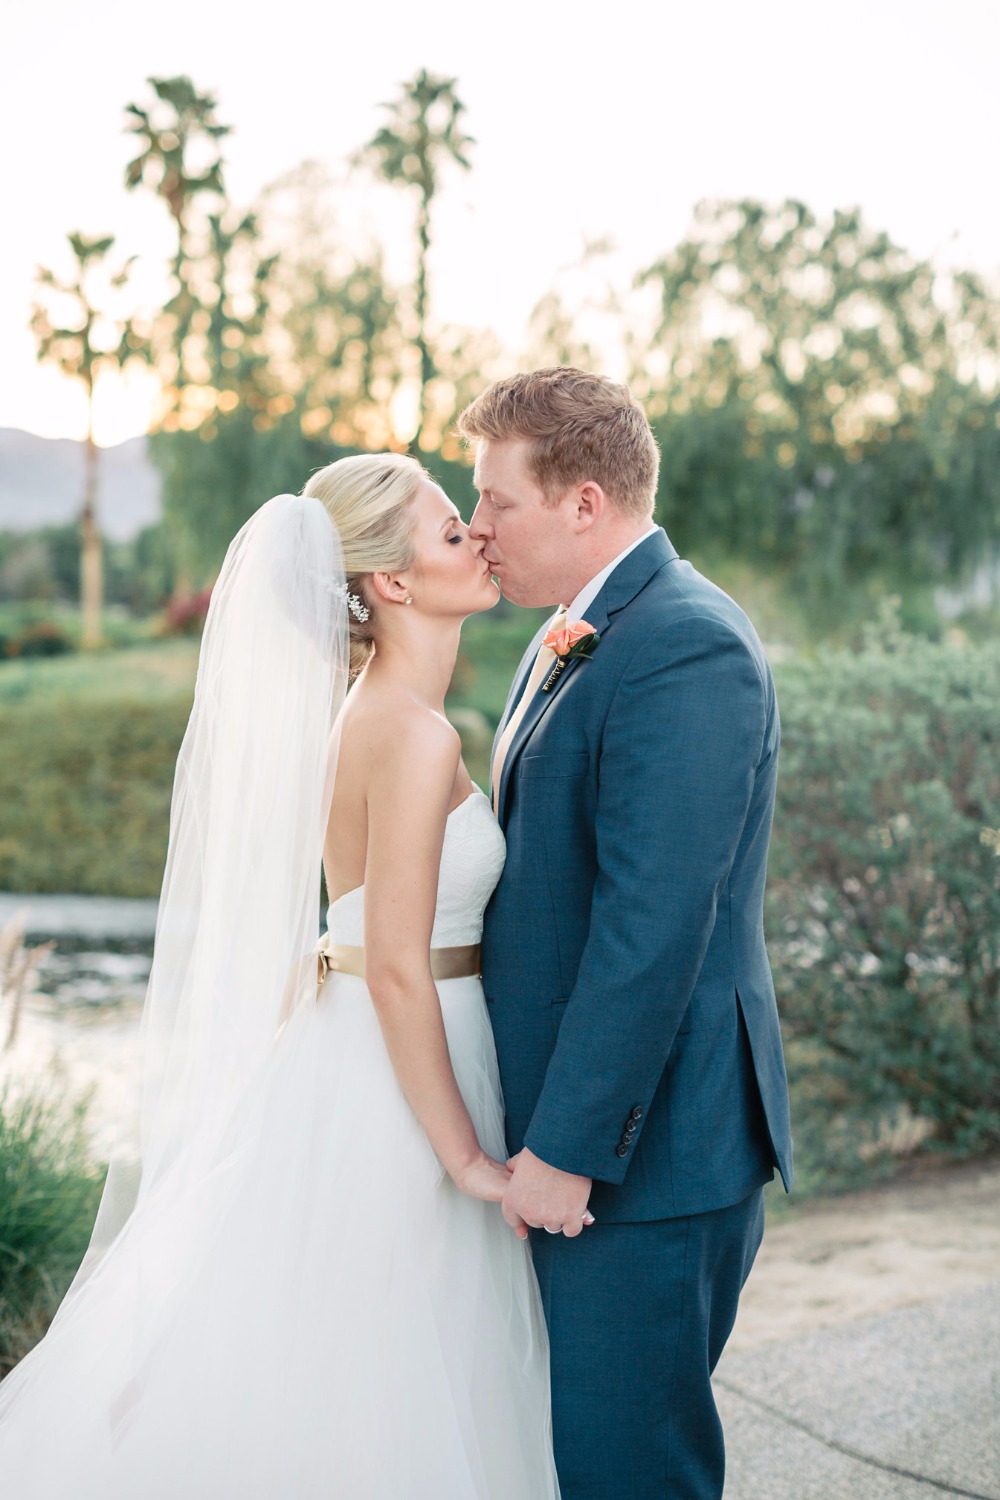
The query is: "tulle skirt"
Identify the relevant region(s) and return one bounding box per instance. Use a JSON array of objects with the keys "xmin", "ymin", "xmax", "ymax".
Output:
[{"xmin": 0, "ymin": 972, "xmax": 560, "ymax": 1499}]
